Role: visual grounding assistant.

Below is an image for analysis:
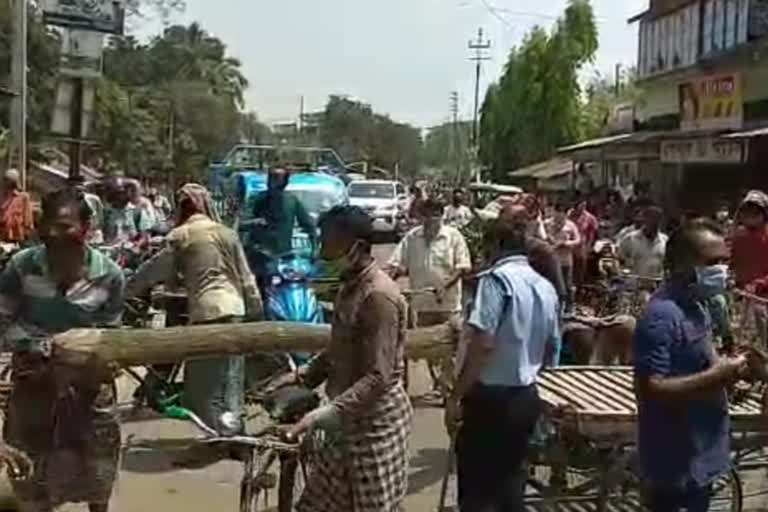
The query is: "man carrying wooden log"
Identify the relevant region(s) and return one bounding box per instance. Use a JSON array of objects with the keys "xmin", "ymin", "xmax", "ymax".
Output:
[
  {"xmin": 276, "ymin": 205, "xmax": 412, "ymax": 512},
  {"xmin": 0, "ymin": 188, "xmax": 126, "ymax": 512},
  {"xmin": 126, "ymin": 183, "xmax": 262, "ymax": 434}
]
